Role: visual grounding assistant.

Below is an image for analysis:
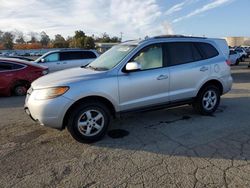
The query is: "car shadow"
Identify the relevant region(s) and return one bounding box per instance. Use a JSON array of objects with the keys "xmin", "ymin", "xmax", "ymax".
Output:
[
  {"xmin": 232, "ymin": 71, "xmax": 250, "ymax": 83},
  {"xmin": 0, "ymin": 96, "xmax": 25, "ymax": 108},
  {"xmin": 93, "ymin": 96, "xmax": 250, "ymax": 161}
]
